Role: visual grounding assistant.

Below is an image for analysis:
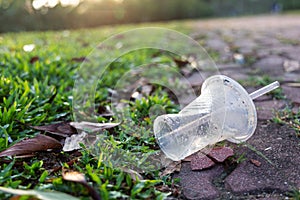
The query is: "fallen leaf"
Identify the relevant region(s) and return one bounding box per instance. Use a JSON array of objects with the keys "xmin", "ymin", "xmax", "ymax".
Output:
[
  {"xmin": 59, "ymin": 121, "xmax": 120, "ymax": 151},
  {"xmin": 62, "ymin": 170, "xmax": 101, "ymax": 200},
  {"xmin": 63, "ymin": 131, "xmax": 88, "ymax": 152},
  {"xmin": 207, "ymin": 146, "xmax": 234, "ymax": 162},
  {"xmin": 13, "ymin": 154, "xmax": 35, "ymax": 159},
  {"xmin": 191, "ymin": 153, "xmax": 215, "ymax": 171},
  {"xmin": 283, "ymin": 60, "xmax": 300, "ymax": 72},
  {"xmin": 0, "ymin": 186, "xmax": 79, "ymax": 200},
  {"xmin": 70, "ymin": 121, "xmax": 120, "ymax": 132},
  {"xmin": 29, "ymin": 56, "xmax": 39, "ymax": 64},
  {"xmin": 160, "ymin": 161, "xmax": 181, "ymax": 177},
  {"xmin": 250, "ymin": 159, "xmax": 261, "ymax": 167},
  {"xmin": 62, "ymin": 170, "xmax": 86, "ymax": 183},
  {"xmin": 31, "ymin": 122, "xmax": 76, "ymax": 137},
  {"xmin": 0, "ymin": 134, "xmax": 62, "ymax": 157},
  {"xmin": 71, "ymin": 57, "xmax": 87, "ymax": 62},
  {"xmin": 96, "ymin": 105, "xmax": 113, "ymax": 117},
  {"xmin": 173, "ymin": 57, "xmax": 190, "ymax": 68},
  {"xmin": 286, "ymin": 82, "xmax": 300, "ymax": 87}
]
